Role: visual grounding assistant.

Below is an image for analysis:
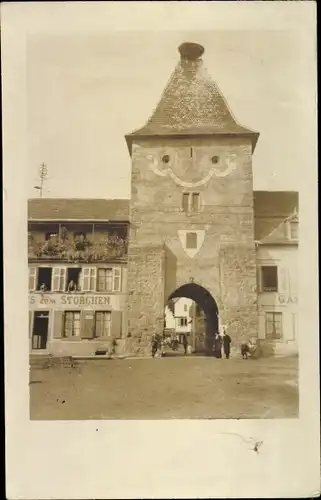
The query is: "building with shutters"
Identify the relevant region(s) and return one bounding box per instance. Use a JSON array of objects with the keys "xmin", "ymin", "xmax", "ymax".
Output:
[
  {"xmin": 28, "ymin": 41, "xmax": 299, "ymax": 358},
  {"xmin": 165, "ymin": 297, "xmax": 193, "ymax": 333},
  {"xmin": 27, "ymin": 191, "xmax": 298, "ymax": 357},
  {"xmin": 255, "ymin": 192, "xmax": 299, "ymax": 356},
  {"xmin": 28, "ymin": 199, "xmax": 130, "ymax": 357}
]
